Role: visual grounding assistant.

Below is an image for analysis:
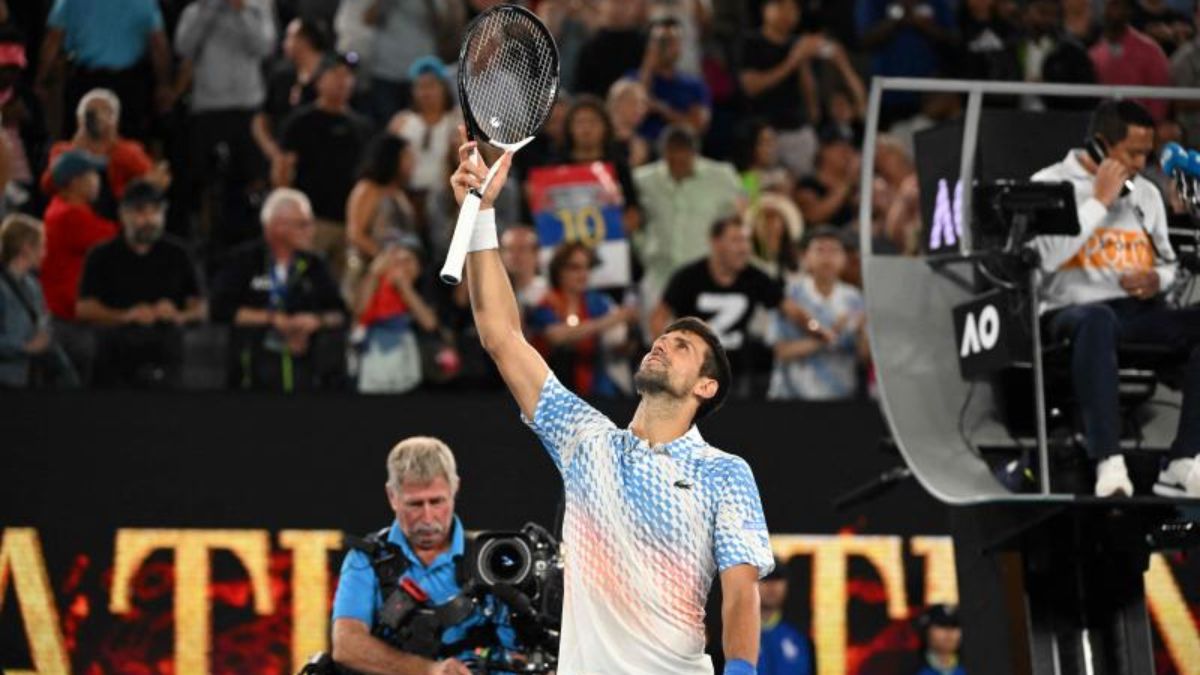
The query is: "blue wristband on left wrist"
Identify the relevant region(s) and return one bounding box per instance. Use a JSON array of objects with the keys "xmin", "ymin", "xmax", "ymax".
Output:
[{"xmin": 724, "ymin": 658, "xmax": 756, "ymax": 675}]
